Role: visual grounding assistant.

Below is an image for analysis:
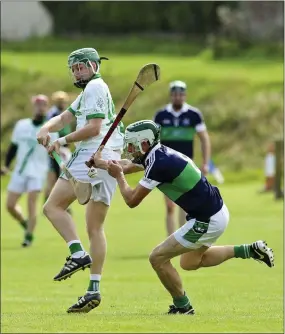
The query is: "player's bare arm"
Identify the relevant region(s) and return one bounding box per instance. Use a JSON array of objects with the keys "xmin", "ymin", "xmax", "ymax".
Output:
[
  {"xmin": 107, "ymin": 160, "xmax": 151, "ymax": 207},
  {"xmin": 197, "ymin": 130, "xmax": 211, "ymax": 174},
  {"xmin": 64, "ymin": 118, "xmax": 102, "ymax": 144},
  {"xmin": 37, "ymin": 110, "xmax": 75, "ymax": 147}
]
